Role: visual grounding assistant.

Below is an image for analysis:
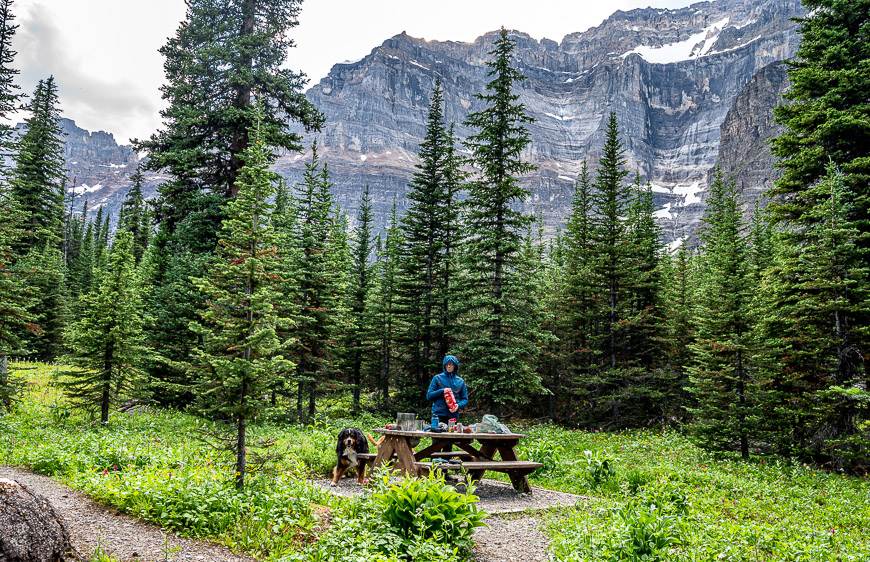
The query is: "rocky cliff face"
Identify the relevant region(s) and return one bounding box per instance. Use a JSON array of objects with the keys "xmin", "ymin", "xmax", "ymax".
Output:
[
  {"xmin": 283, "ymin": 0, "xmax": 803, "ymax": 245},
  {"xmin": 709, "ymin": 60, "xmax": 789, "ymax": 219},
  {"xmin": 40, "ymin": 0, "xmax": 801, "ymax": 241}
]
